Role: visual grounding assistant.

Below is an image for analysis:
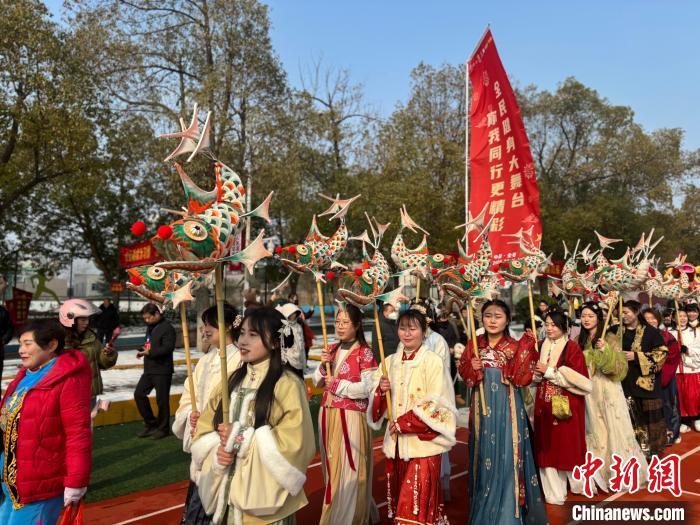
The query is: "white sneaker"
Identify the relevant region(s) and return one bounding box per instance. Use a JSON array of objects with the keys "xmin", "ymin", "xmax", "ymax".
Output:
[
  {"xmin": 674, "ymin": 437, "xmax": 682, "ymax": 444},
  {"xmin": 694, "ymin": 420, "xmax": 700, "ymax": 432},
  {"xmin": 680, "ymin": 424, "xmax": 691, "ymax": 433}
]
